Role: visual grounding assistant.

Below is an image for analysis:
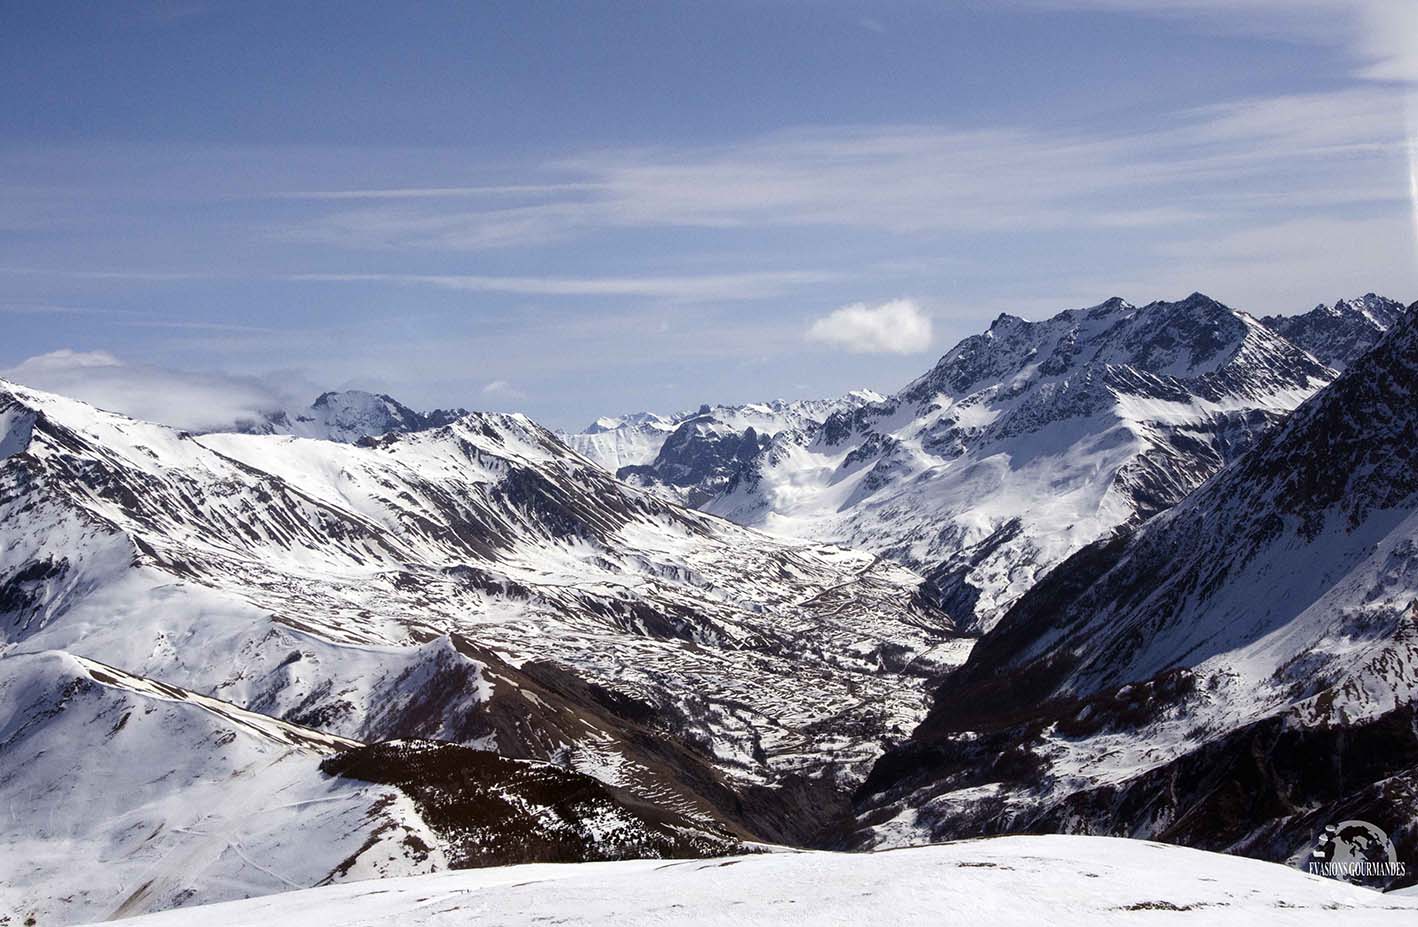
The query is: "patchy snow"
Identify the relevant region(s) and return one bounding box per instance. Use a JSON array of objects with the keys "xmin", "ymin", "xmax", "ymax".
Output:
[
  {"xmin": 0, "ymin": 377, "xmax": 963, "ymax": 853},
  {"xmin": 707, "ymin": 294, "xmax": 1334, "ymax": 631}
]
